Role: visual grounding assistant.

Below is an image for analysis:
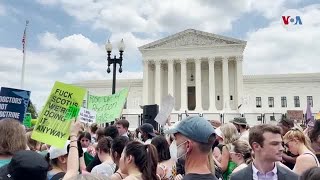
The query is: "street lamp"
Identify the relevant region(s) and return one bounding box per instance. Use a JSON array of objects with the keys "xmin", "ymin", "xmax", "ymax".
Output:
[{"xmin": 105, "ymin": 39, "xmax": 125, "ymax": 94}]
